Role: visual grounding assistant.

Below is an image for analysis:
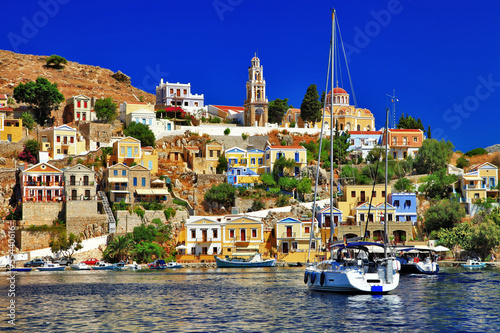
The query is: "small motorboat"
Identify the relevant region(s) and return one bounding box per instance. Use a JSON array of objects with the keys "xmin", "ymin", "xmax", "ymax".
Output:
[
  {"xmin": 37, "ymin": 263, "xmax": 66, "ymax": 271},
  {"xmin": 8, "ymin": 267, "xmax": 32, "ymax": 272},
  {"xmin": 461, "ymin": 258, "xmax": 486, "ymax": 269},
  {"xmin": 126, "ymin": 261, "xmax": 143, "ymax": 270},
  {"xmin": 70, "ymin": 262, "xmax": 92, "ymax": 270},
  {"xmin": 166, "ymin": 261, "xmax": 182, "ymax": 268},
  {"xmin": 215, "ymin": 252, "xmax": 276, "ymax": 268},
  {"xmin": 148, "ymin": 259, "xmax": 167, "ymax": 269},
  {"xmin": 91, "ymin": 262, "xmax": 114, "ymax": 270},
  {"xmin": 397, "ymin": 248, "xmax": 439, "ymax": 275}
]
